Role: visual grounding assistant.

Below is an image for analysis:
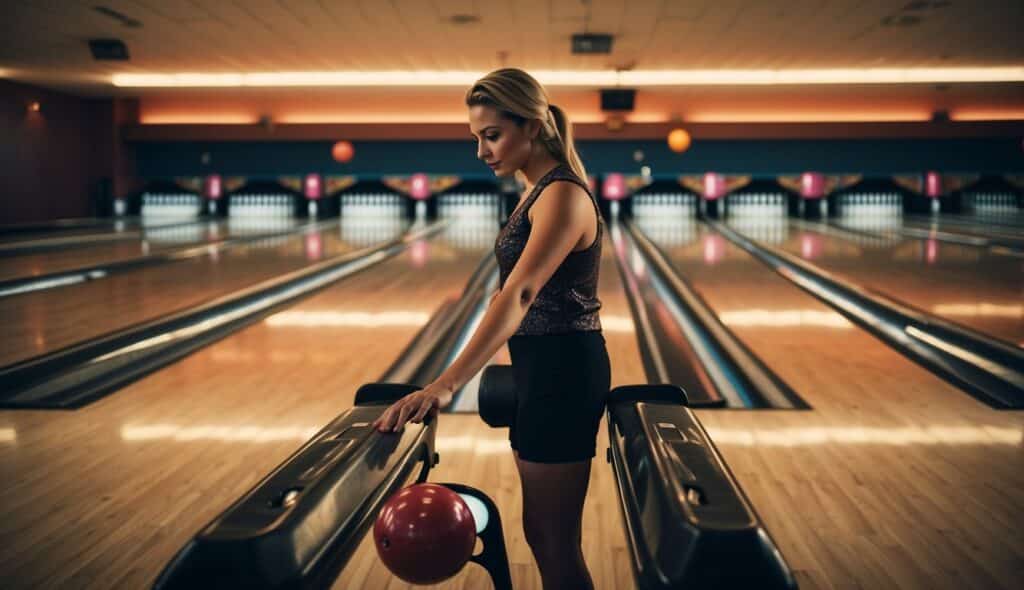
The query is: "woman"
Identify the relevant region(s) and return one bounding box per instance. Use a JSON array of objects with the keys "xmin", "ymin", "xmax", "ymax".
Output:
[{"xmin": 373, "ymin": 68, "xmax": 610, "ymax": 589}]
